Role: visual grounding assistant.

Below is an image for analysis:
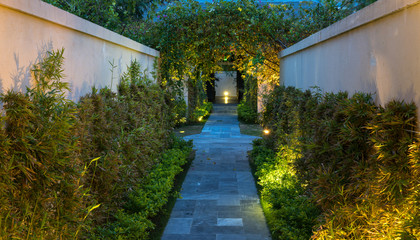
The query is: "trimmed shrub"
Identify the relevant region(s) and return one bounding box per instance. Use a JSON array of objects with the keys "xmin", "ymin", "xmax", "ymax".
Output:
[{"xmin": 91, "ymin": 136, "xmax": 193, "ymax": 239}]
